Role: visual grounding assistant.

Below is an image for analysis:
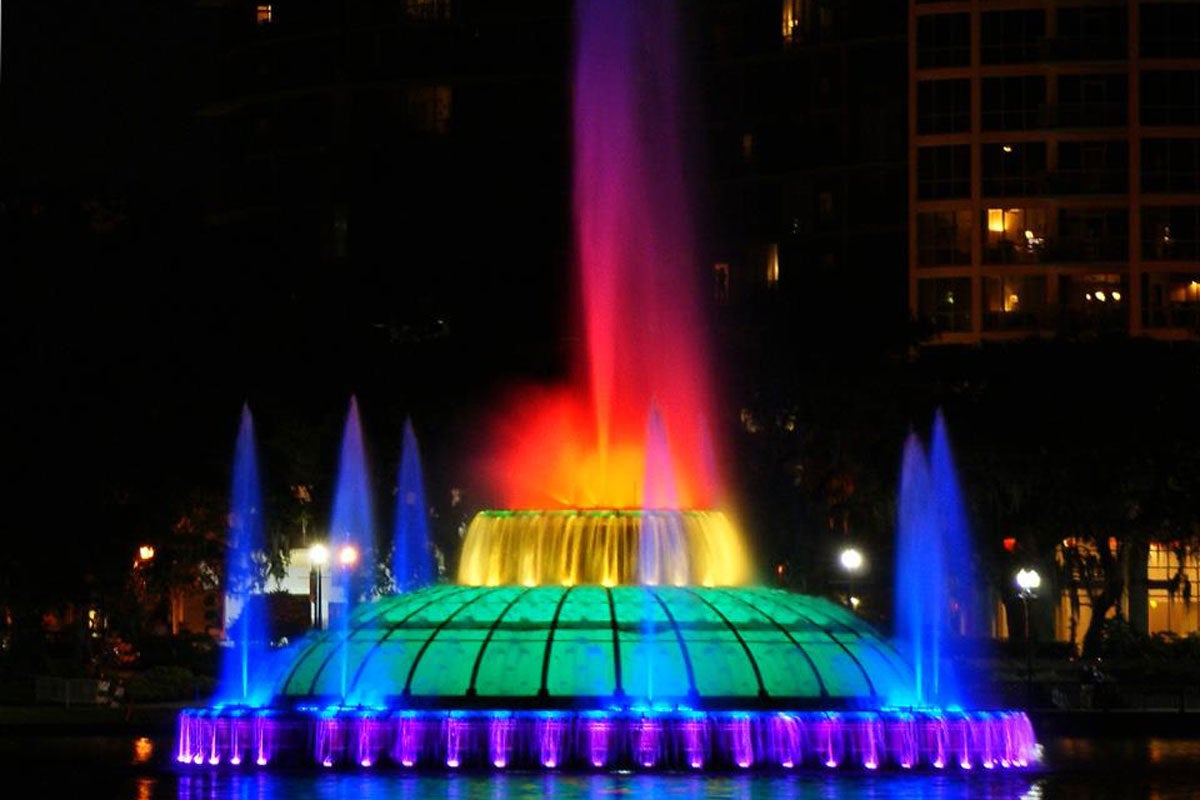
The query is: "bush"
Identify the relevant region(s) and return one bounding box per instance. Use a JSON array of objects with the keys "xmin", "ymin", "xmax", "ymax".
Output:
[{"xmin": 124, "ymin": 665, "xmax": 216, "ymax": 702}]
